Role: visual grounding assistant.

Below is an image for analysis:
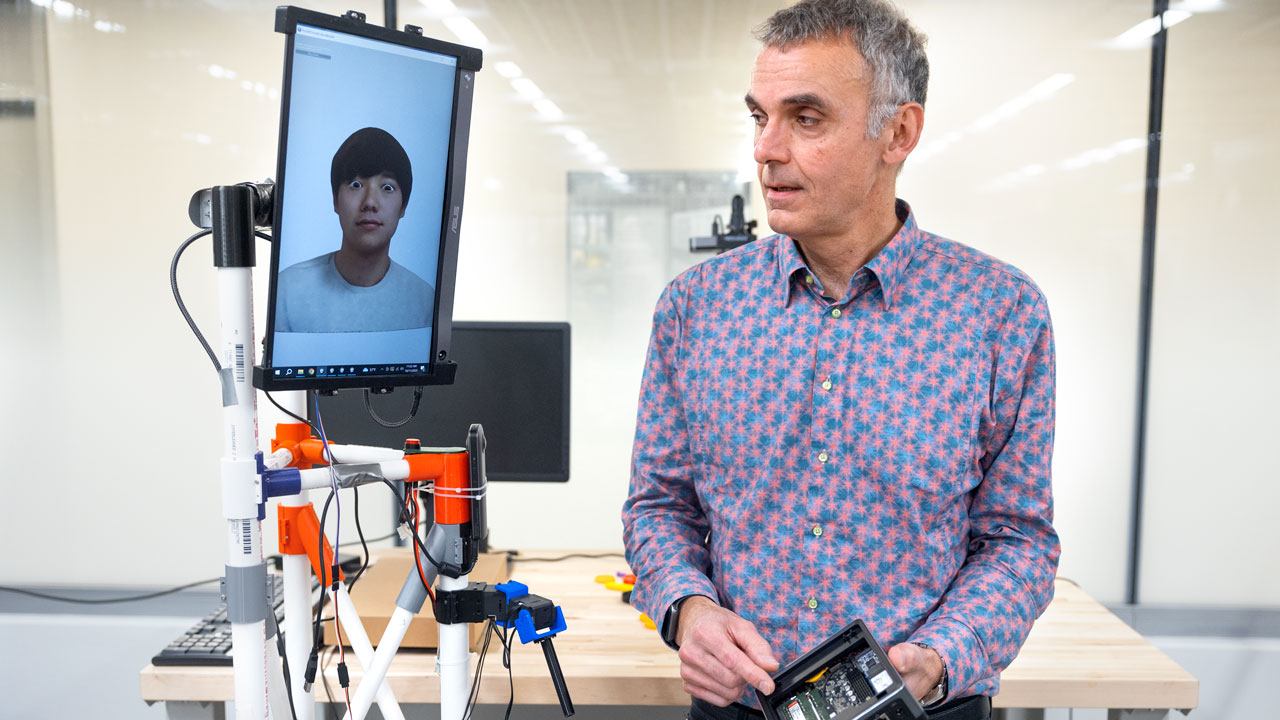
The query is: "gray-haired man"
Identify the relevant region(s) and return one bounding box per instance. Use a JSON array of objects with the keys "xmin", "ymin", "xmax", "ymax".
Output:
[{"xmin": 622, "ymin": 2, "xmax": 1060, "ymax": 719}]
